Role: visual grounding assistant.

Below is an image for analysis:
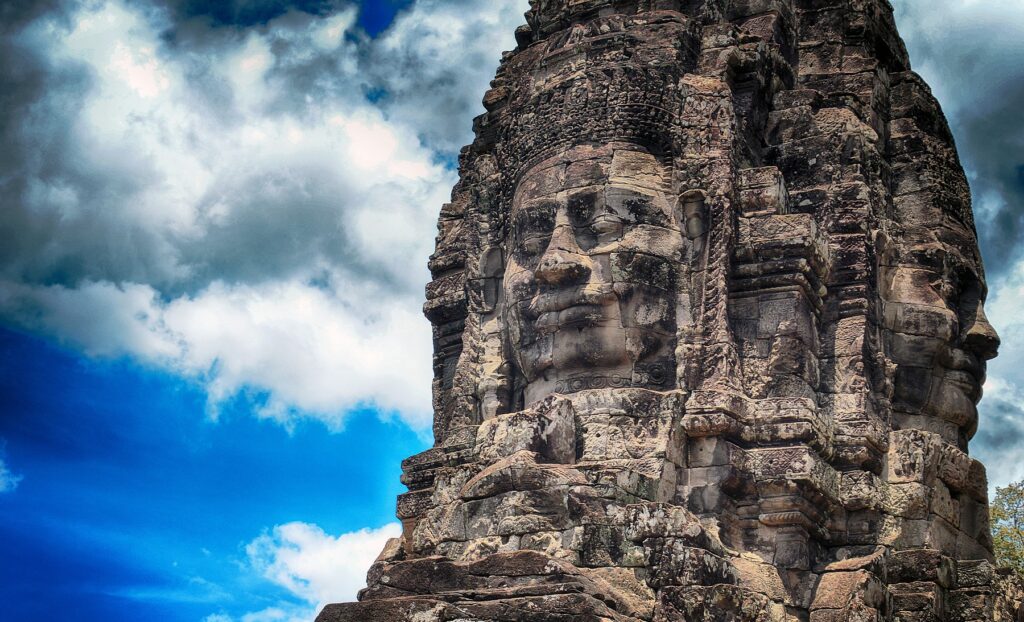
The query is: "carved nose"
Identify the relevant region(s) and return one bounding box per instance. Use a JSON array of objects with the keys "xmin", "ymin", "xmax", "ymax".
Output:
[
  {"xmin": 534, "ymin": 225, "xmax": 591, "ymax": 287},
  {"xmin": 963, "ymin": 310, "xmax": 1000, "ymax": 361}
]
